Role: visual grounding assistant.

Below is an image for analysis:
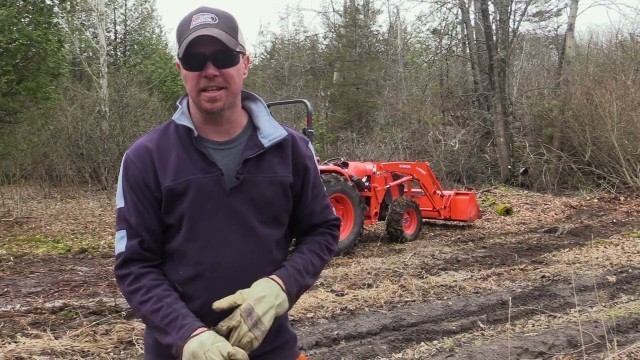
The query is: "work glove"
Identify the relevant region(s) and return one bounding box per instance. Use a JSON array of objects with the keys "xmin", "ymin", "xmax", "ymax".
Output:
[
  {"xmin": 182, "ymin": 330, "xmax": 249, "ymax": 360},
  {"xmin": 213, "ymin": 277, "xmax": 289, "ymax": 353}
]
